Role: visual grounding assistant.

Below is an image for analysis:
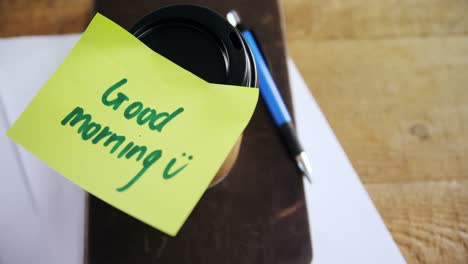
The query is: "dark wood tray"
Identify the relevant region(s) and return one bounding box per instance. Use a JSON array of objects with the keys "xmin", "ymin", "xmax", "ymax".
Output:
[{"xmin": 87, "ymin": 1, "xmax": 312, "ymax": 263}]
